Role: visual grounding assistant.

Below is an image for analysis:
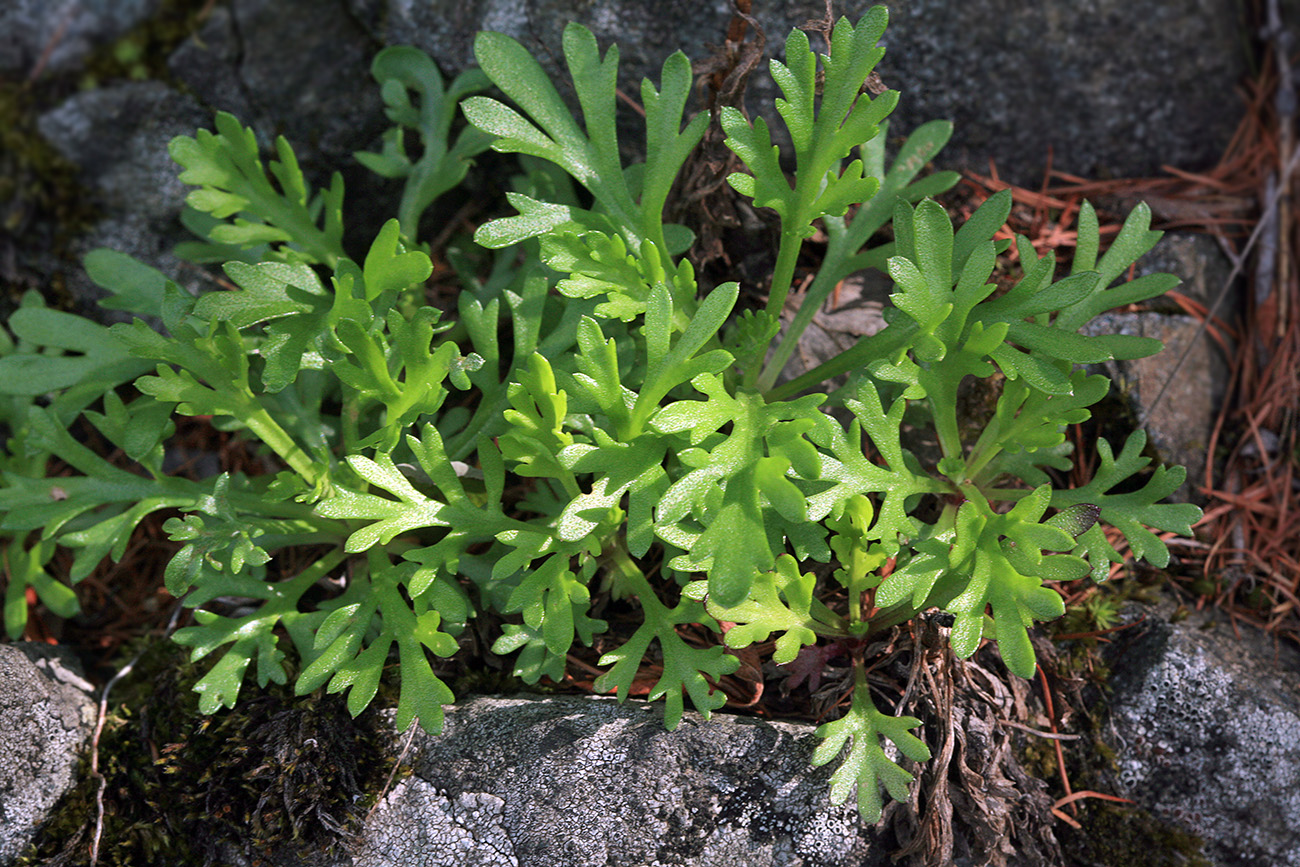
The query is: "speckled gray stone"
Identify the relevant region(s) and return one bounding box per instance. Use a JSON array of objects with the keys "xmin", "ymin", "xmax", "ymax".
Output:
[
  {"xmin": 1103, "ymin": 603, "xmax": 1300, "ymax": 866},
  {"xmin": 30, "ymin": 0, "xmax": 396, "ymax": 317},
  {"xmin": 353, "ymin": 781, "xmax": 516, "ymax": 867},
  {"xmin": 37, "ymin": 81, "xmax": 204, "ymax": 216},
  {"xmin": 0, "ymin": 644, "xmax": 96, "ymax": 865},
  {"xmin": 19, "ymin": 0, "xmax": 1249, "ymax": 323},
  {"xmin": 339, "ymin": 695, "xmax": 889, "ymax": 867},
  {"xmin": 1129, "ymin": 231, "xmax": 1235, "ymax": 309},
  {"xmin": 347, "ymin": 0, "xmax": 741, "ymax": 91},
  {"xmin": 878, "ymin": 0, "xmax": 1243, "ymax": 183},
  {"xmin": 348, "ymin": 0, "xmax": 1245, "ymax": 184}
]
